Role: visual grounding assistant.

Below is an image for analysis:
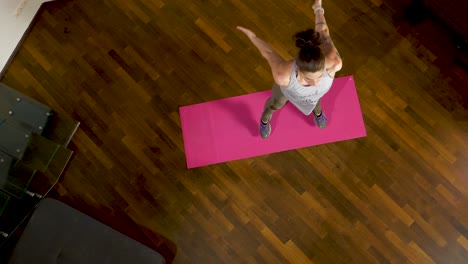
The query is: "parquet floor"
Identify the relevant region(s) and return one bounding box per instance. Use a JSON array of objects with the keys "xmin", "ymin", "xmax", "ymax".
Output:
[{"xmin": 1, "ymin": 0, "xmax": 467, "ymax": 263}]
